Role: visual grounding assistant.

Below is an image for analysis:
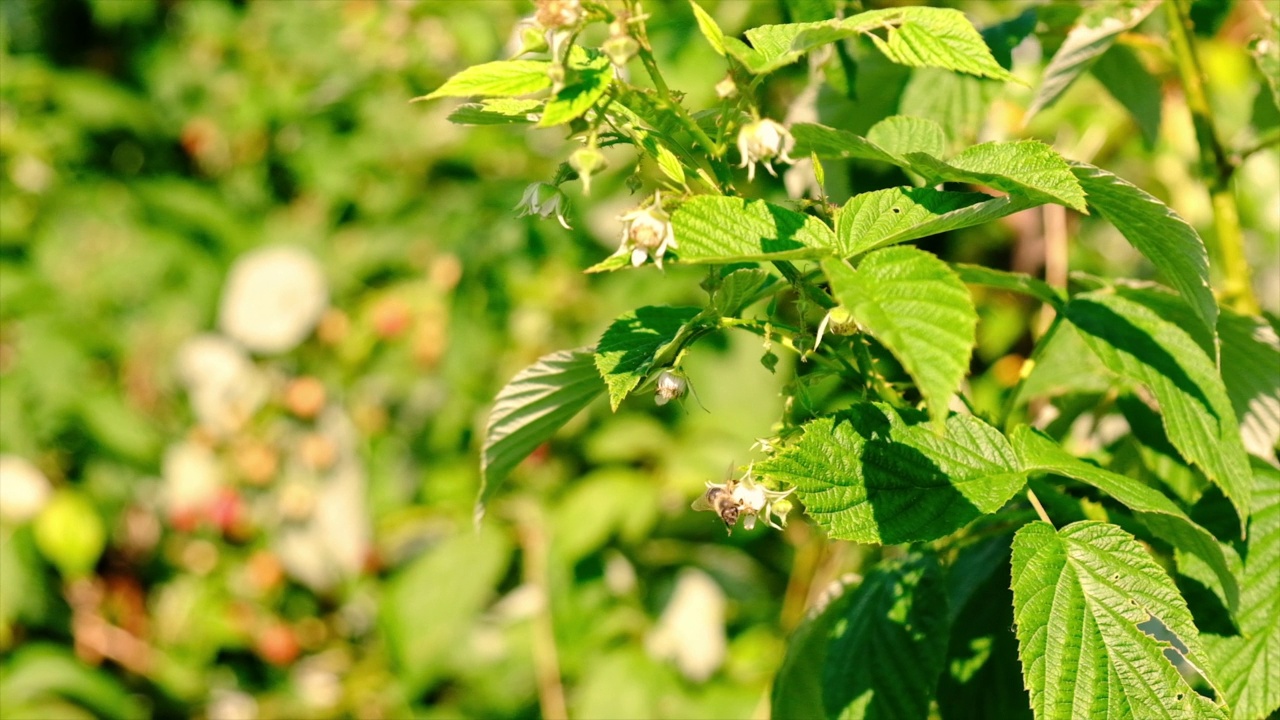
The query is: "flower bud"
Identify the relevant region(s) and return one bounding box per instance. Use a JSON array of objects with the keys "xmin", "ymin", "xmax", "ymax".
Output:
[
  {"xmin": 515, "ymin": 182, "xmax": 572, "ymax": 229},
  {"xmin": 715, "ymin": 76, "xmax": 737, "ymax": 99},
  {"xmin": 737, "ymin": 118, "xmax": 795, "ymax": 181},
  {"xmin": 815, "ymin": 306, "xmax": 858, "ymax": 349},
  {"xmin": 569, "ymin": 145, "xmax": 608, "ymax": 195},
  {"xmin": 603, "ymin": 34, "xmax": 639, "ymax": 68},
  {"xmin": 655, "ymin": 370, "xmax": 688, "ymax": 406},
  {"xmin": 519, "ymin": 25, "xmax": 550, "ymax": 55}
]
